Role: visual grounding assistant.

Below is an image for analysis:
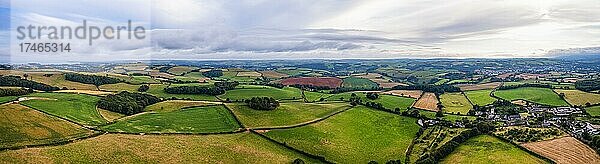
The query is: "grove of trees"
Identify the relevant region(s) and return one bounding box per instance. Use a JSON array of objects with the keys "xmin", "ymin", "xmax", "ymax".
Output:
[
  {"xmin": 64, "ymin": 73, "xmax": 122, "ymax": 86},
  {"xmin": 202, "ymin": 69, "xmax": 223, "ymax": 77},
  {"xmin": 245, "ymin": 97, "xmax": 279, "ymax": 110},
  {"xmin": 392, "ymin": 84, "xmax": 460, "ymax": 94},
  {"xmin": 97, "ymin": 91, "xmax": 161, "ymax": 115},
  {"xmin": 0, "ymin": 87, "xmax": 32, "ymax": 96},
  {"xmin": 575, "ymin": 79, "xmax": 600, "ymax": 91}
]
